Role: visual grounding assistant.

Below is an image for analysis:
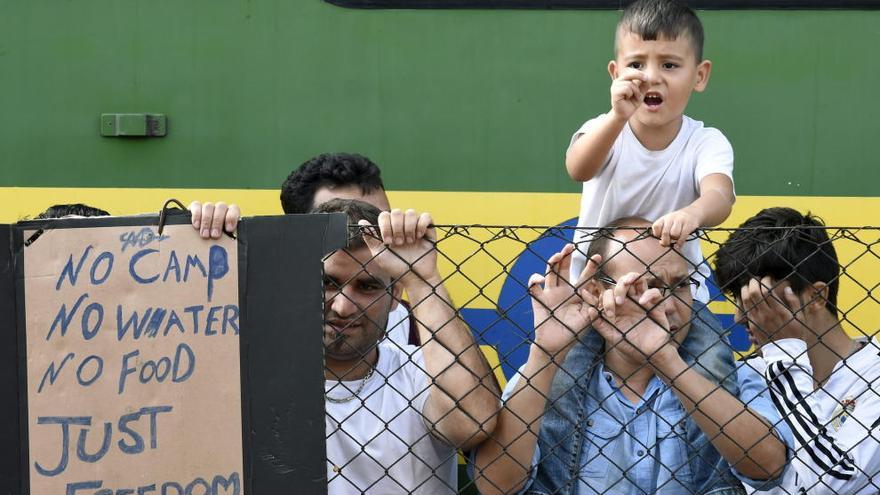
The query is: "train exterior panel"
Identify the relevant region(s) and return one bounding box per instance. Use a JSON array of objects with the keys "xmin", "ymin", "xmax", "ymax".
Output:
[{"xmin": 1, "ymin": 0, "xmax": 878, "ymax": 369}]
